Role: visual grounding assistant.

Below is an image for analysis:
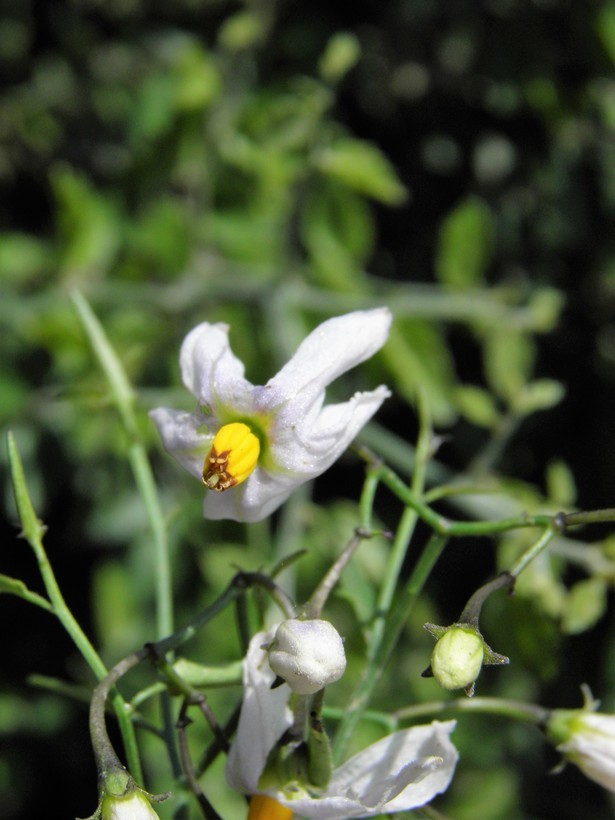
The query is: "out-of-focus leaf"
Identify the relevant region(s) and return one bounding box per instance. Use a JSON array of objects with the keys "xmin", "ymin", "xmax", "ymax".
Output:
[
  {"xmin": 455, "ymin": 384, "xmax": 500, "ymax": 428},
  {"xmin": 545, "ymin": 459, "xmax": 577, "ymax": 507},
  {"xmin": 314, "ymin": 138, "xmax": 408, "ymax": 205},
  {"xmin": 0, "ymin": 233, "xmax": 51, "ymax": 285},
  {"xmin": 301, "ymin": 182, "xmax": 373, "ymax": 291},
  {"xmin": 318, "ymin": 33, "xmax": 361, "ymax": 83},
  {"xmin": 128, "ymin": 72, "xmax": 176, "ymax": 144},
  {"xmin": 303, "ymin": 182, "xmax": 374, "ymax": 264},
  {"xmin": 51, "ymin": 166, "xmax": 122, "ymax": 277},
  {"xmin": 174, "ymin": 43, "xmax": 222, "ymax": 111},
  {"xmin": 562, "ymin": 578, "xmax": 608, "ymax": 634},
  {"xmin": 513, "ymin": 379, "xmax": 566, "ymax": 416},
  {"xmin": 596, "ymin": 1, "xmax": 615, "ymax": 64},
  {"xmin": 483, "ymin": 328, "xmax": 536, "ymax": 404},
  {"xmin": 92, "ymin": 561, "xmax": 144, "ymax": 656},
  {"xmin": 217, "ymin": 10, "xmax": 265, "ymax": 52},
  {"xmin": 125, "ymin": 198, "xmax": 190, "ymax": 277},
  {"xmin": 435, "ymin": 196, "xmax": 494, "ymax": 289},
  {"xmin": 383, "ymin": 322, "xmax": 457, "ymax": 425}
]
